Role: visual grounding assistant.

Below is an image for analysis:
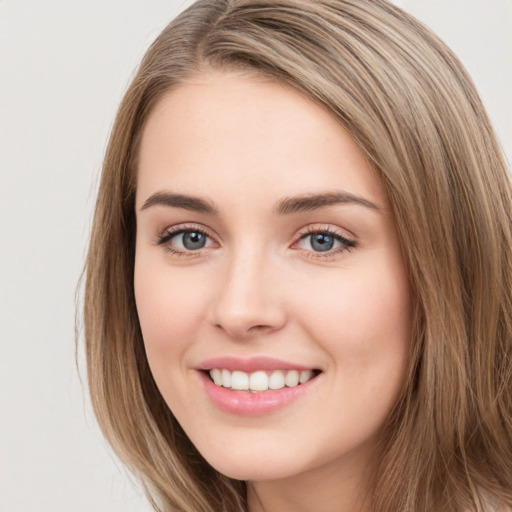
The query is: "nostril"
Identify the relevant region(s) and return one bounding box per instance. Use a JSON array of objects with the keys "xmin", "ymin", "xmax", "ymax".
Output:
[{"xmin": 214, "ymin": 321, "xmax": 277, "ymax": 339}]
